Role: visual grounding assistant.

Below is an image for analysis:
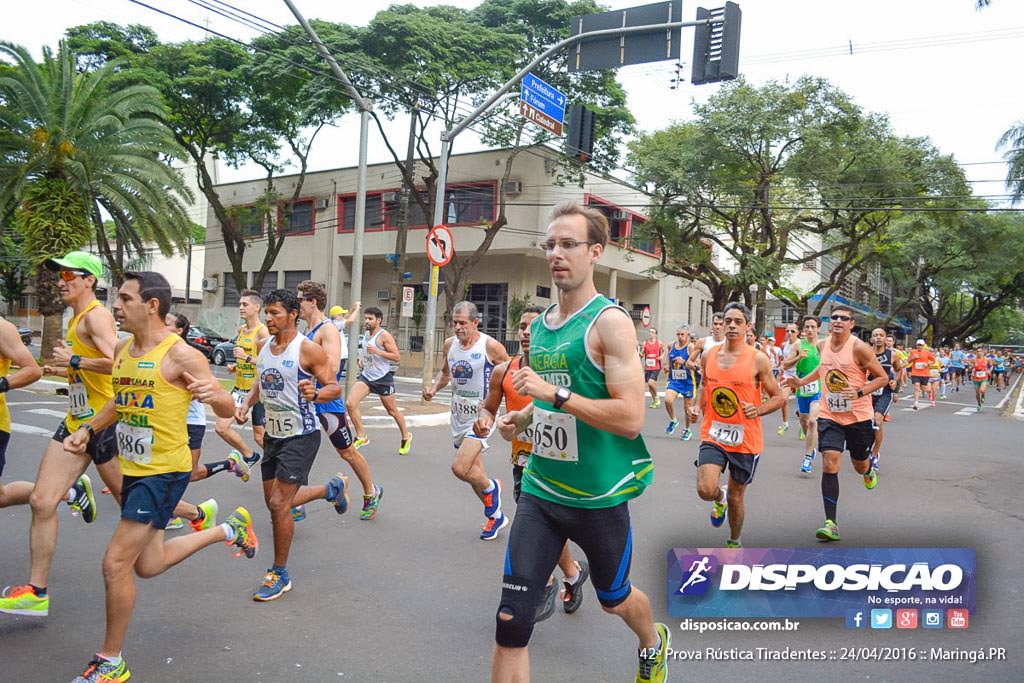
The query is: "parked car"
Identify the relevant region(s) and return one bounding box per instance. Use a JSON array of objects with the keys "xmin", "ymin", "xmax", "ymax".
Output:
[
  {"xmin": 211, "ymin": 337, "xmax": 237, "ymax": 366},
  {"xmin": 186, "ymin": 326, "xmax": 228, "ymax": 359},
  {"xmin": 17, "ymin": 327, "xmax": 32, "ymax": 346}
]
